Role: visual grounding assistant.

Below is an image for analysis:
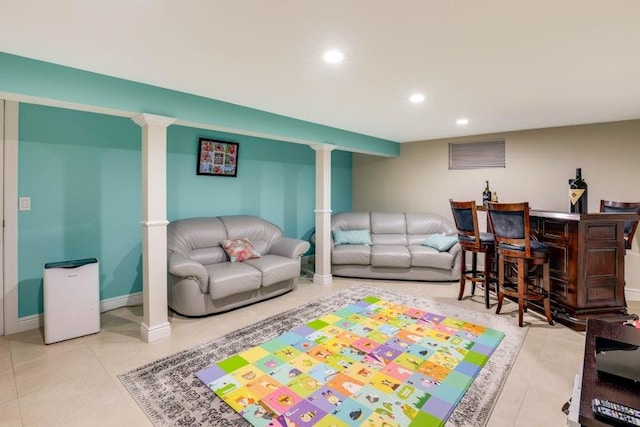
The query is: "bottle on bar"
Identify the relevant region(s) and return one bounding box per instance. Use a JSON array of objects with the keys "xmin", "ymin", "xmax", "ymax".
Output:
[
  {"xmin": 569, "ymin": 168, "xmax": 588, "ymax": 213},
  {"xmin": 482, "ymin": 181, "xmax": 491, "ymax": 206}
]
